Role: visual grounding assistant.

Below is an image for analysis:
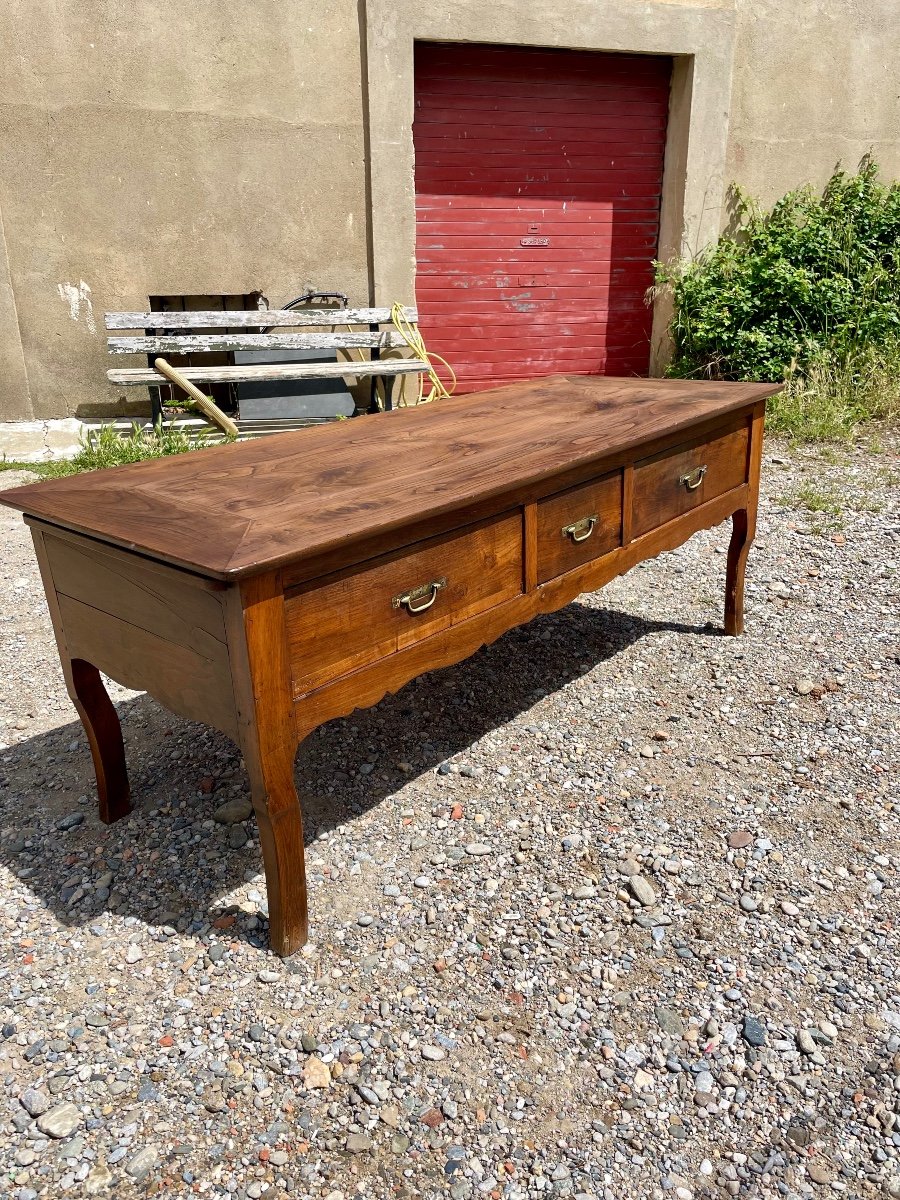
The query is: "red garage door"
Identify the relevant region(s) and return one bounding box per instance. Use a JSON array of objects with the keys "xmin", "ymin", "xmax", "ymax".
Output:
[{"xmin": 413, "ymin": 43, "xmax": 671, "ymax": 392}]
